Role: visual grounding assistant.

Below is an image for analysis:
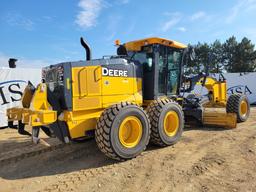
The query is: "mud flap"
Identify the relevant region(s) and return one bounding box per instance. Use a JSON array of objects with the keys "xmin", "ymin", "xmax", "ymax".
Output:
[{"xmin": 49, "ymin": 121, "xmax": 70, "ymax": 143}]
